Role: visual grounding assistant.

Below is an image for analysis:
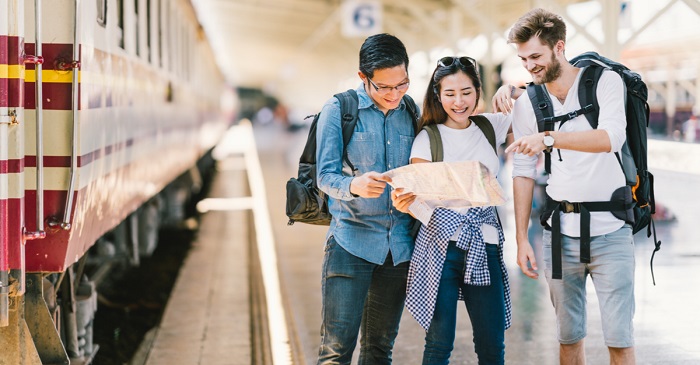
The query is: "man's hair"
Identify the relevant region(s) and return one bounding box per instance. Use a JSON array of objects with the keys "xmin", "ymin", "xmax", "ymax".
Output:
[
  {"xmin": 359, "ymin": 33, "xmax": 409, "ymax": 78},
  {"xmin": 420, "ymin": 59, "xmax": 481, "ymax": 129},
  {"xmin": 507, "ymin": 8, "xmax": 567, "ymax": 49}
]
